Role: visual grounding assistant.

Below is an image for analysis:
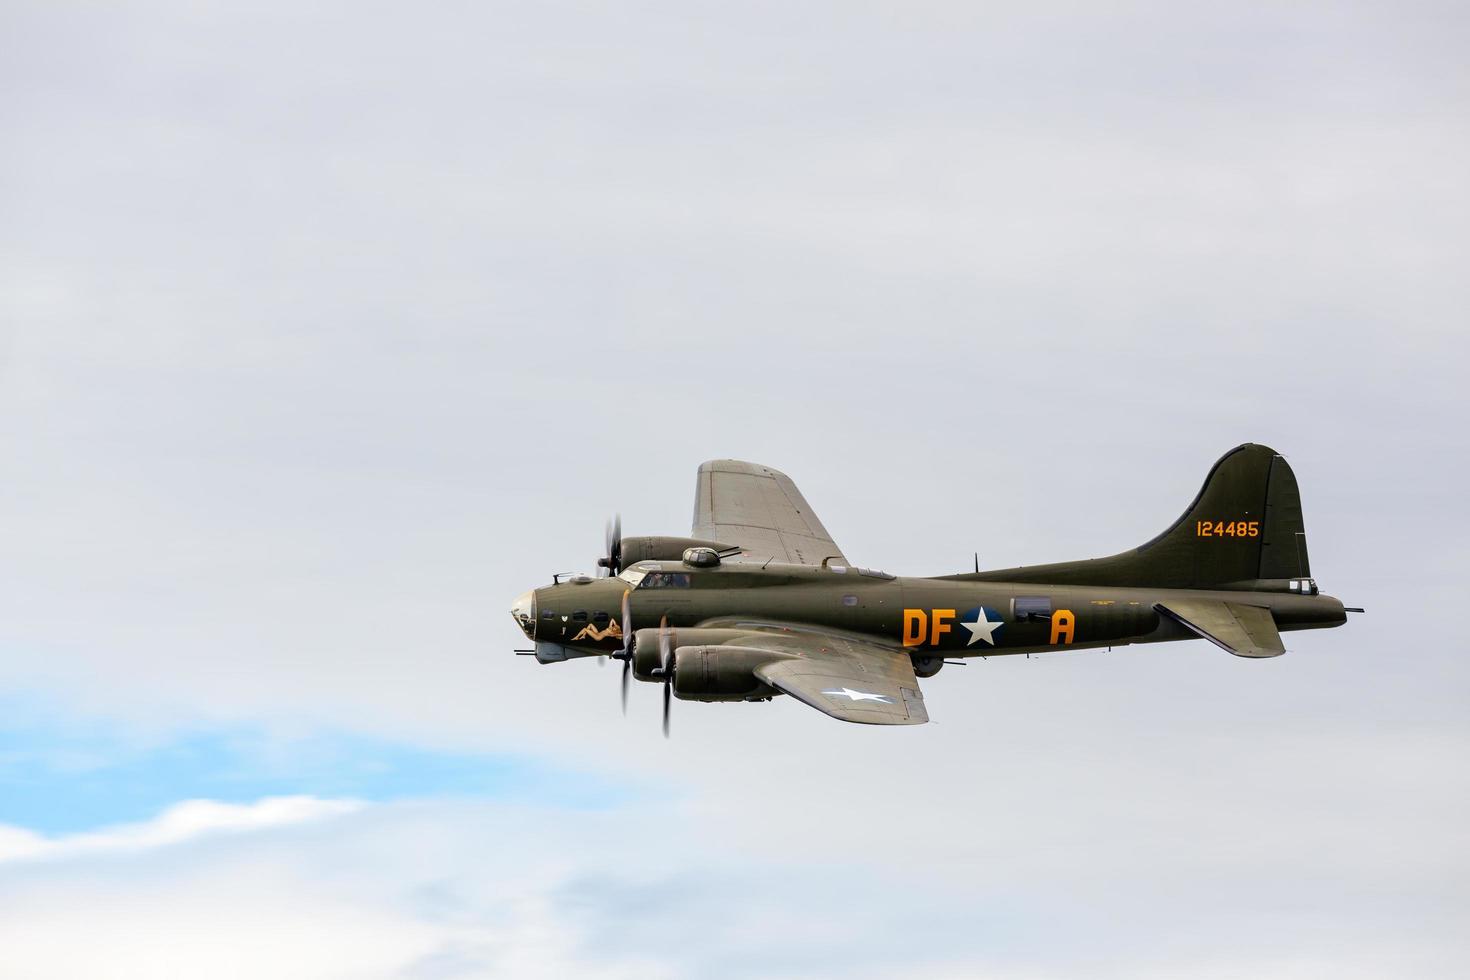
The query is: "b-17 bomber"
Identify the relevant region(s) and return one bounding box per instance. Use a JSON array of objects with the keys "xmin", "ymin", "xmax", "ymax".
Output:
[{"xmin": 510, "ymin": 444, "xmax": 1357, "ymax": 733}]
